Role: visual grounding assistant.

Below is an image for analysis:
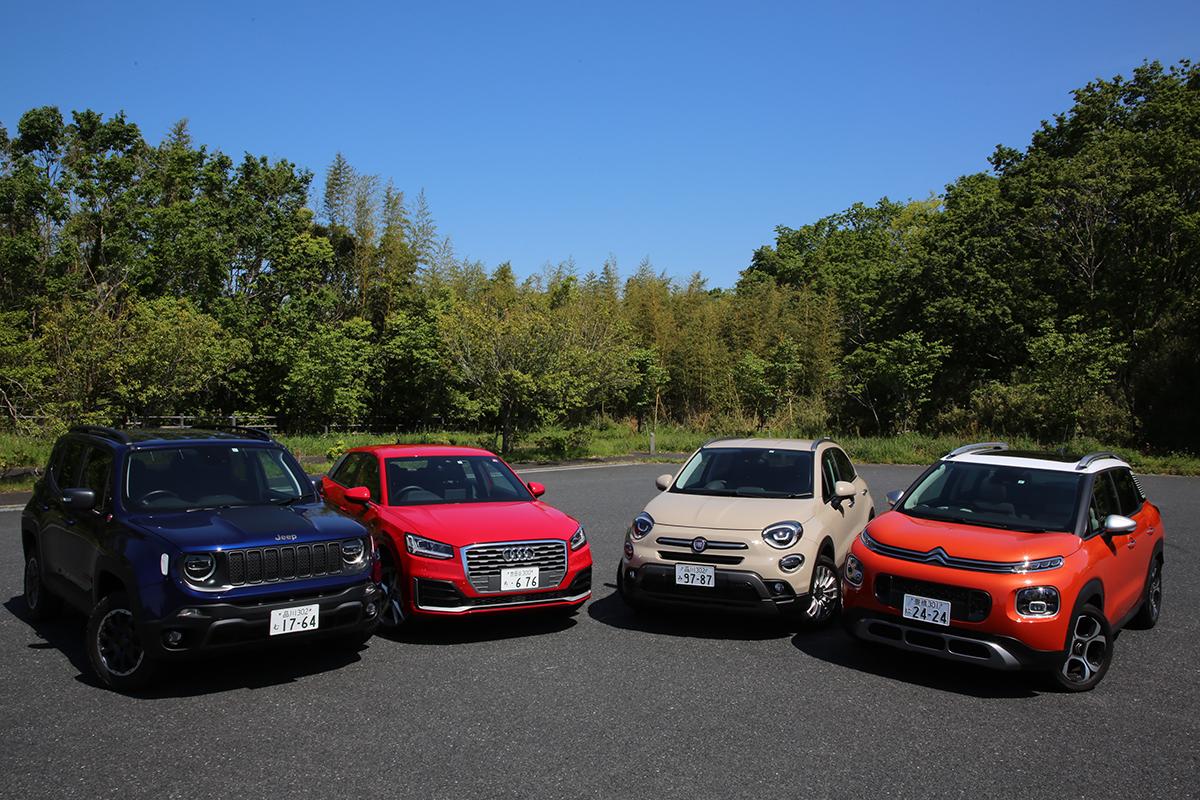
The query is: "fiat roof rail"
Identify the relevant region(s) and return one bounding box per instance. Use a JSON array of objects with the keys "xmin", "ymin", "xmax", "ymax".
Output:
[
  {"xmin": 69, "ymin": 425, "xmax": 133, "ymax": 444},
  {"xmin": 1076, "ymin": 451, "xmax": 1121, "ymax": 470},
  {"xmin": 944, "ymin": 441, "xmax": 1008, "ymax": 459},
  {"xmin": 810, "ymin": 437, "xmax": 833, "ymax": 451}
]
